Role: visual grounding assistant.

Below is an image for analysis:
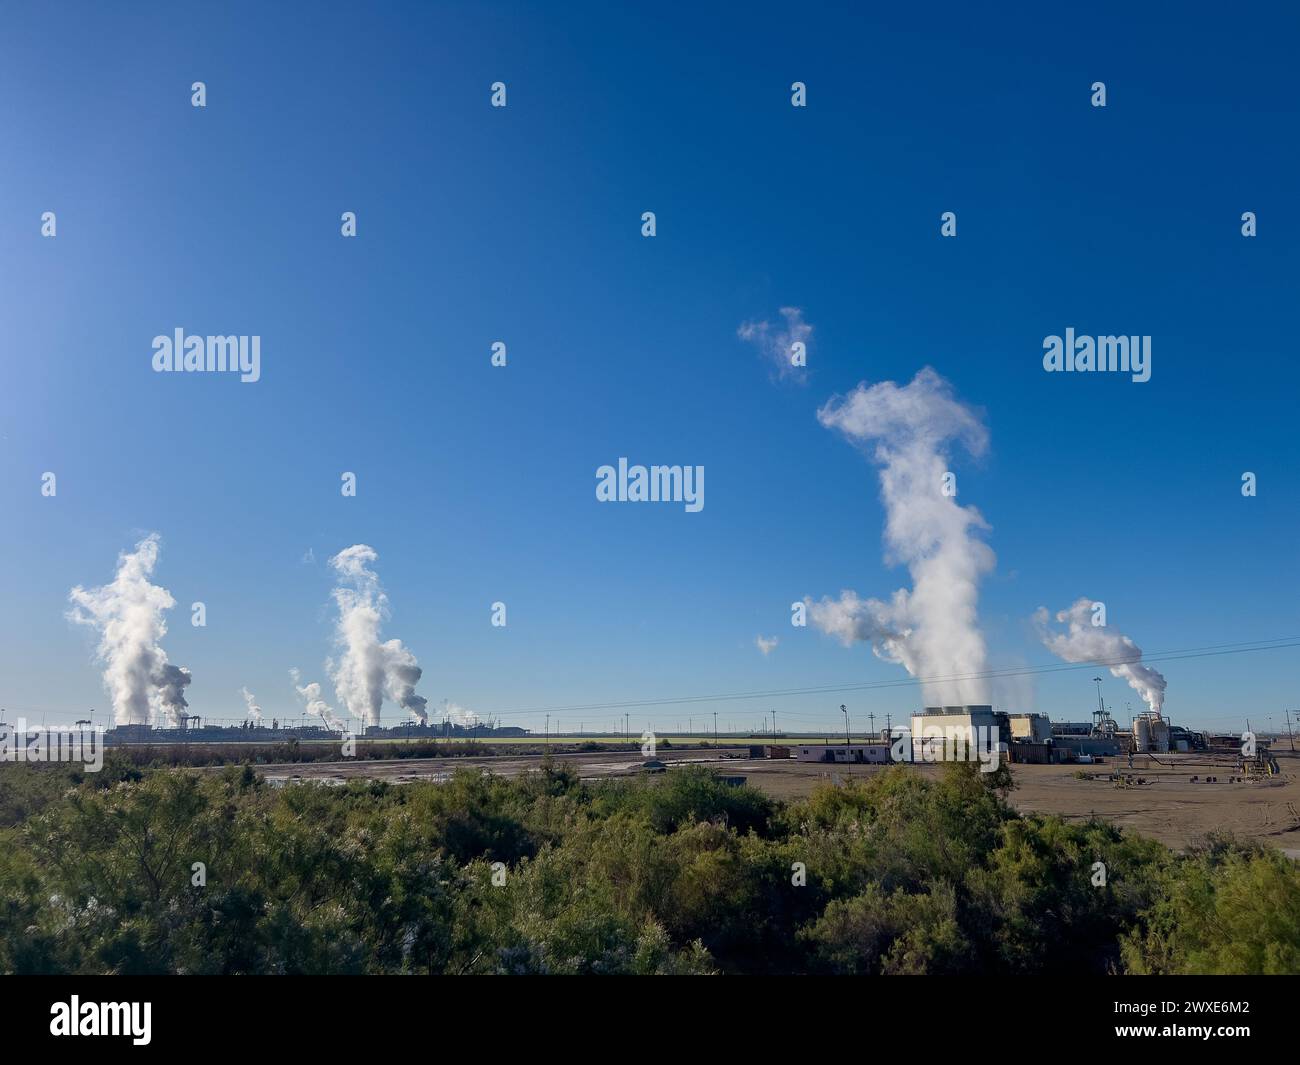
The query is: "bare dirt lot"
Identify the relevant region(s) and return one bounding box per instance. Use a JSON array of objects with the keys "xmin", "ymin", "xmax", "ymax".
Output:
[
  {"xmin": 250, "ymin": 747, "xmax": 1300, "ymax": 856},
  {"xmin": 1005, "ymin": 755, "xmax": 1300, "ymax": 857}
]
